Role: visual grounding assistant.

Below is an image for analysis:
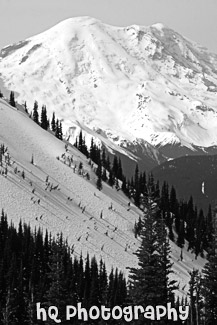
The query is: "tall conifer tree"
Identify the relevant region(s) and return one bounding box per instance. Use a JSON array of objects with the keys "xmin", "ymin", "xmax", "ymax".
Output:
[
  {"xmin": 129, "ymin": 185, "xmax": 177, "ymax": 324},
  {"xmin": 202, "ymin": 207, "xmax": 217, "ymax": 323},
  {"xmin": 9, "ymin": 91, "xmax": 16, "ymax": 107},
  {"xmin": 33, "ymin": 101, "xmax": 39, "ymax": 124}
]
